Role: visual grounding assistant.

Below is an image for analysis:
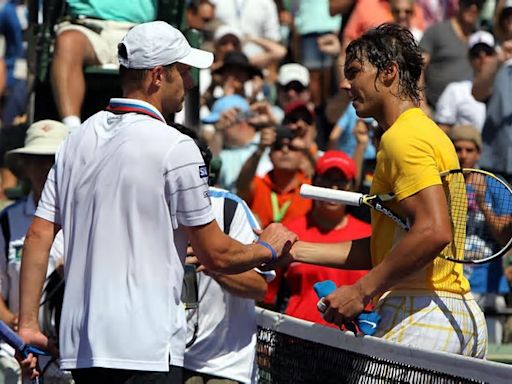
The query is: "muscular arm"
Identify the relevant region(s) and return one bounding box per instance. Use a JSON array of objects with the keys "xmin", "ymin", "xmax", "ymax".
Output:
[
  {"xmin": 19, "ymin": 217, "xmax": 59, "ymax": 331},
  {"xmin": 355, "ymin": 185, "xmax": 452, "ymax": 301},
  {"xmin": 289, "ymin": 236, "xmax": 372, "ymax": 270},
  {"xmin": 185, "ymin": 220, "xmax": 295, "ymax": 274},
  {"xmin": 236, "ymin": 148, "xmax": 264, "ymax": 203},
  {"xmin": 207, "ymin": 269, "xmax": 268, "ymax": 301}
]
